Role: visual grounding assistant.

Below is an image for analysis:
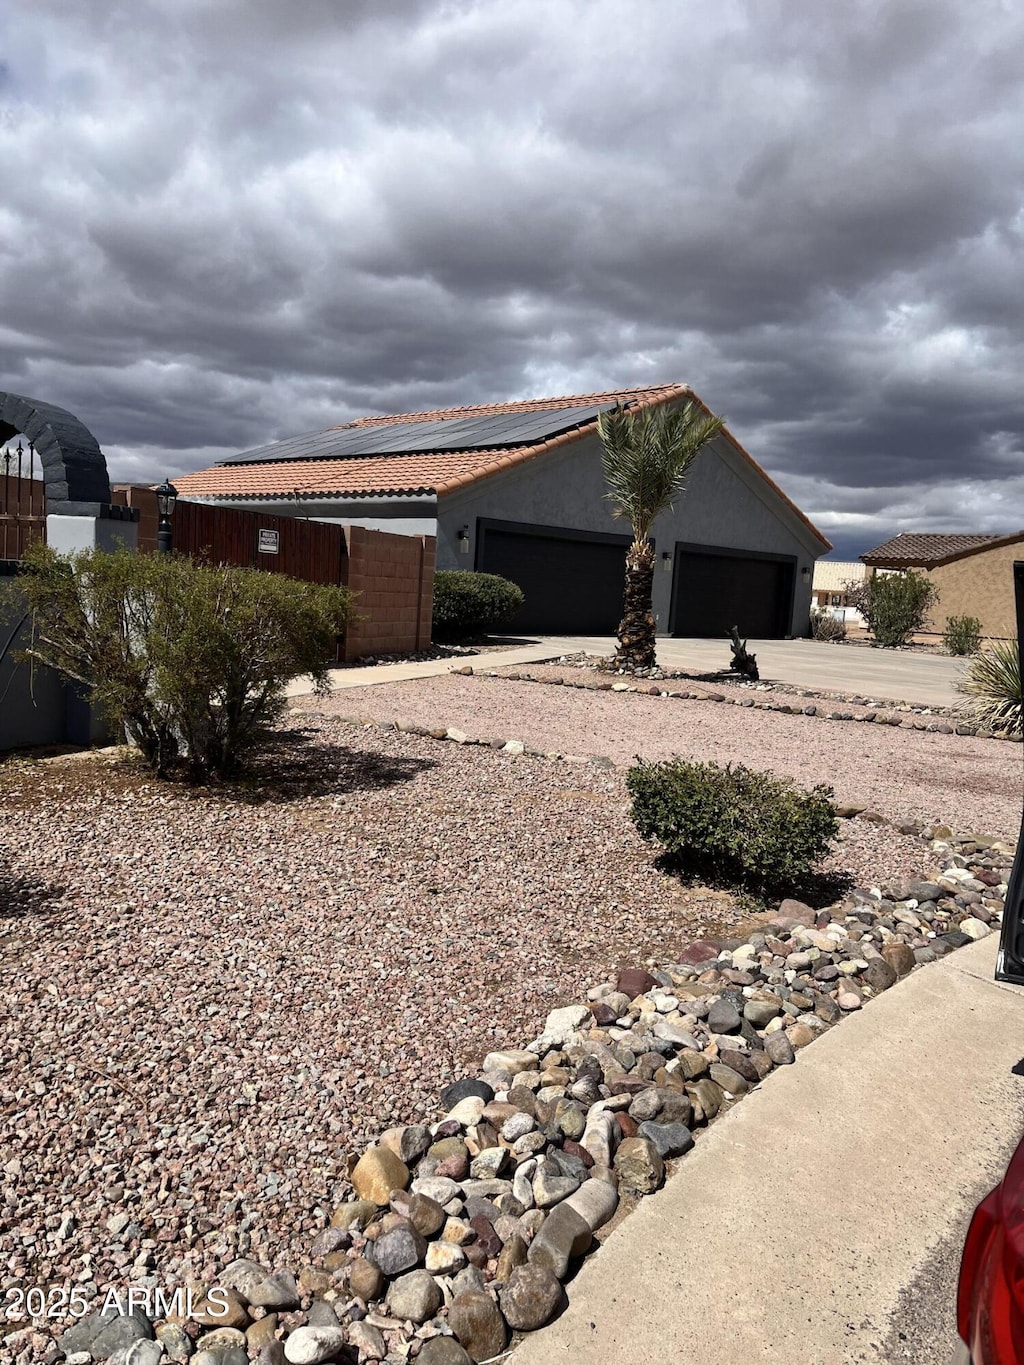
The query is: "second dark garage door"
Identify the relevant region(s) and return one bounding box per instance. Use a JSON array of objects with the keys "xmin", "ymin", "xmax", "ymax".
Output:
[
  {"xmin": 670, "ymin": 545, "xmax": 795, "ymax": 638},
  {"xmin": 476, "ymin": 520, "xmax": 630, "ymax": 634}
]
